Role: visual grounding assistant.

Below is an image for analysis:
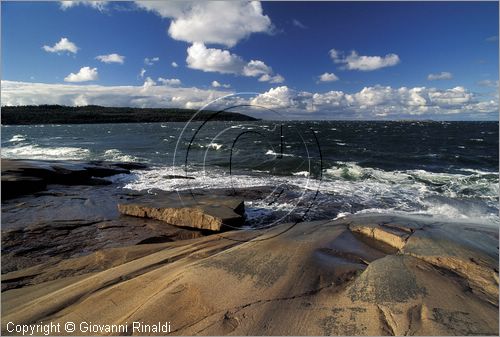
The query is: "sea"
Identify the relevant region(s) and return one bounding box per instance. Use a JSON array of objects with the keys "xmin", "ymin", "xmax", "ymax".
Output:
[{"xmin": 2, "ymin": 121, "xmax": 499, "ymax": 226}]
